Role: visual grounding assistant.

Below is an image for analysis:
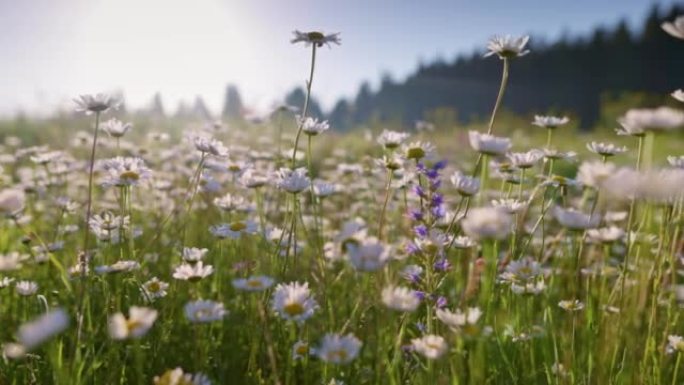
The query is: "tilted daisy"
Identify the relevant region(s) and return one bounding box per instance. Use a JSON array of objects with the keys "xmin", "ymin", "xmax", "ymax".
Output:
[
  {"xmin": 461, "ymin": 207, "xmax": 512, "ymax": 240},
  {"xmin": 553, "ymin": 206, "xmax": 600, "ymax": 230},
  {"xmin": 108, "ymin": 306, "xmax": 158, "ymax": 339},
  {"xmin": 450, "ymin": 171, "xmax": 480, "ymax": 197},
  {"xmin": 662, "ymin": 16, "xmax": 684, "ymax": 40},
  {"xmin": 0, "ymin": 188, "xmax": 25, "ymax": 217},
  {"xmin": 193, "ymin": 136, "xmax": 229, "ymax": 157},
  {"xmin": 436, "ymin": 307, "xmax": 482, "ymax": 332},
  {"xmin": 232, "ymin": 275, "xmax": 275, "ymax": 292},
  {"xmin": 184, "ymin": 300, "xmax": 228, "ymax": 323},
  {"xmin": 4, "ymin": 308, "xmax": 69, "ymax": 359},
  {"xmin": 209, "ymin": 220, "xmax": 259, "ymax": 239},
  {"xmin": 182, "ymin": 247, "xmax": 209, "ymax": 263},
  {"xmin": 15, "ymin": 280, "xmax": 38, "ymax": 296},
  {"xmin": 411, "ymin": 334, "xmax": 448, "ymax": 359},
  {"xmin": 315, "ymin": 333, "xmax": 362, "ymax": 364},
  {"xmin": 347, "ymin": 237, "xmax": 391, "ymax": 272},
  {"xmin": 142, "ymin": 277, "xmax": 169, "ymax": 300},
  {"xmin": 618, "ymin": 107, "xmax": 684, "ymax": 134},
  {"xmin": 381, "ymin": 286, "xmax": 420, "ymax": 312},
  {"xmin": 672, "ymin": 89, "xmax": 684, "ymax": 103},
  {"xmin": 508, "ymin": 149, "xmax": 544, "ymax": 169},
  {"xmin": 172, "ymin": 262, "xmax": 214, "ymax": 282},
  {"xmin": 299, "ymin": 116, "xmax": 330, "ymax": 136}
]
